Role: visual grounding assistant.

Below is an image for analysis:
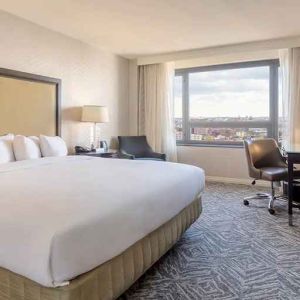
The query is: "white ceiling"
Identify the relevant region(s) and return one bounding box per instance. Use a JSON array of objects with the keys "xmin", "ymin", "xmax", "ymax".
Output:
[{"xmin": 1, "ymin": 0, "xmax": 300, "ymax": 58}]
